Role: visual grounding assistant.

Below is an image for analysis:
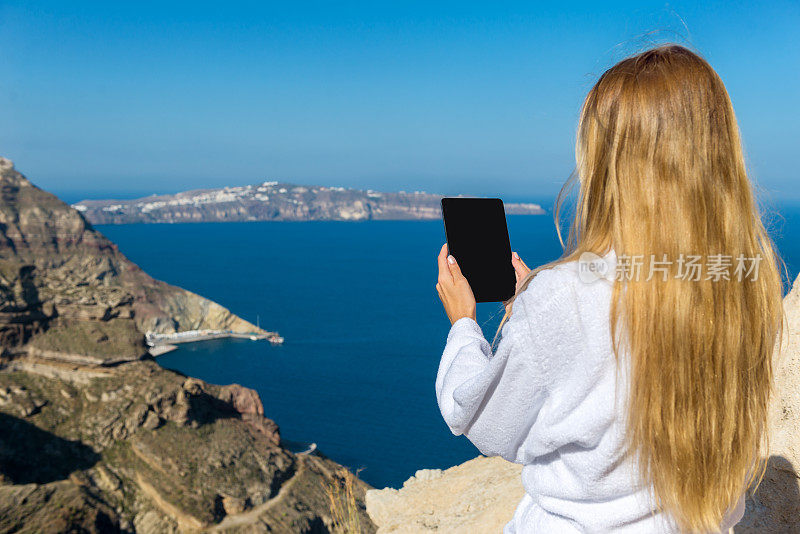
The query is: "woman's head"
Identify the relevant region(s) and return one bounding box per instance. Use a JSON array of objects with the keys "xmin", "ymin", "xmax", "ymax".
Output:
[
  {"xmin": 572, "ymin": 44, "xmax": 761, "ymax": 259},
  {"xmin": 510, "ymin": 44, "xmax": 784, "ymax": 532}
]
